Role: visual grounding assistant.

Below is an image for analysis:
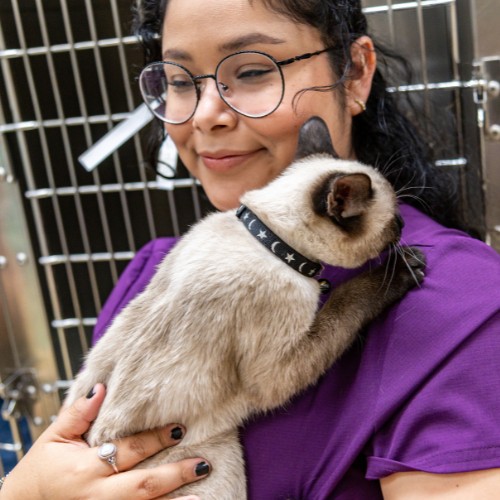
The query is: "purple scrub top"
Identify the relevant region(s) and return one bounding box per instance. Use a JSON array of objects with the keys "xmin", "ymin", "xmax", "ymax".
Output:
[{"xmin": 94, "ymin": 204, "xmax": 500, "ymax": 499}]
